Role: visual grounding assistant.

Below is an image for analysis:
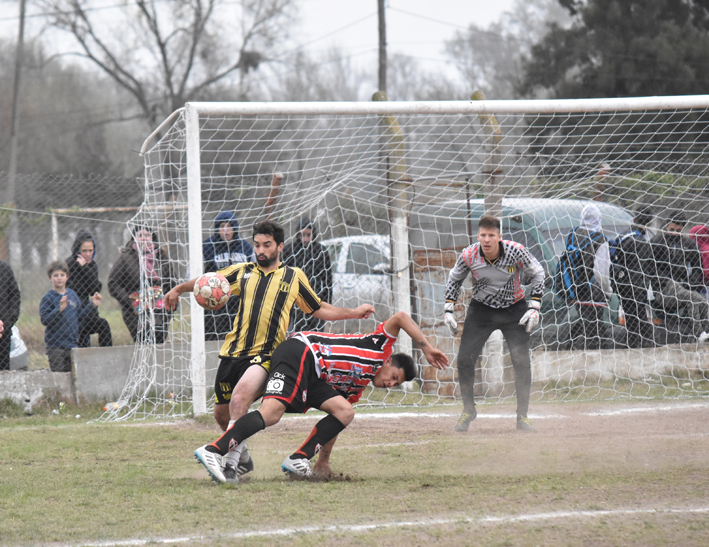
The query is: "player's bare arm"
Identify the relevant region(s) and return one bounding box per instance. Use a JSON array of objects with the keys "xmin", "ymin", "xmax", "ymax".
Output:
[
  {"xmin": 383, "ymin": 311, "xmax": 449, "ymax": 370},
  {"xmin": 164, "ymin": 279, "xmax": 197, "ymax": 311},
  {"xmin": 311, "ymin": 301, "xmax": 375, "ymax": 321}
]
